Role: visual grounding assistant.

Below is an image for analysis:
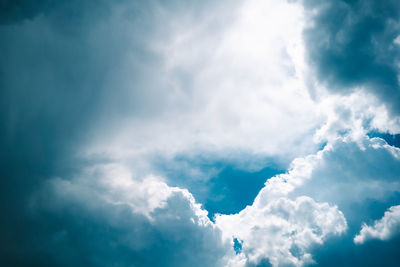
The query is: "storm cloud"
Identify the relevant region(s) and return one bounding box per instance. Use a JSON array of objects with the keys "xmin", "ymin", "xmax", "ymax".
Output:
[{"xmin": 303, "ymin": 0, "xmax": 400, "ymax": 114}]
